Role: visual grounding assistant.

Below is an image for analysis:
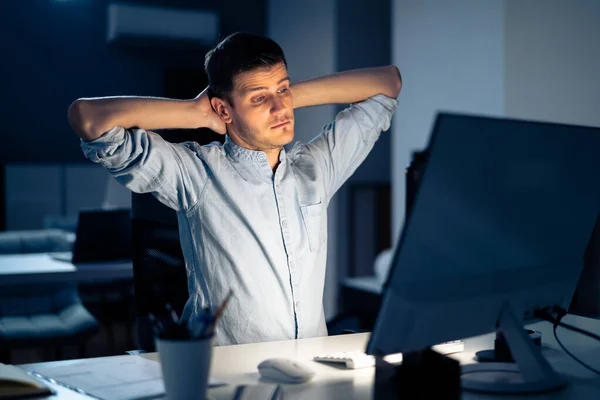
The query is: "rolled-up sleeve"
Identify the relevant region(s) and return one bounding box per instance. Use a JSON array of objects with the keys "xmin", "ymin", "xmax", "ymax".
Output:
[
  {"xmin": 301, "ymin": 94, "xmax": 398, "ymax": 200},
  {"xmin": 80, "ymin": 126, "xmax": 207, "ymax": 213}
]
